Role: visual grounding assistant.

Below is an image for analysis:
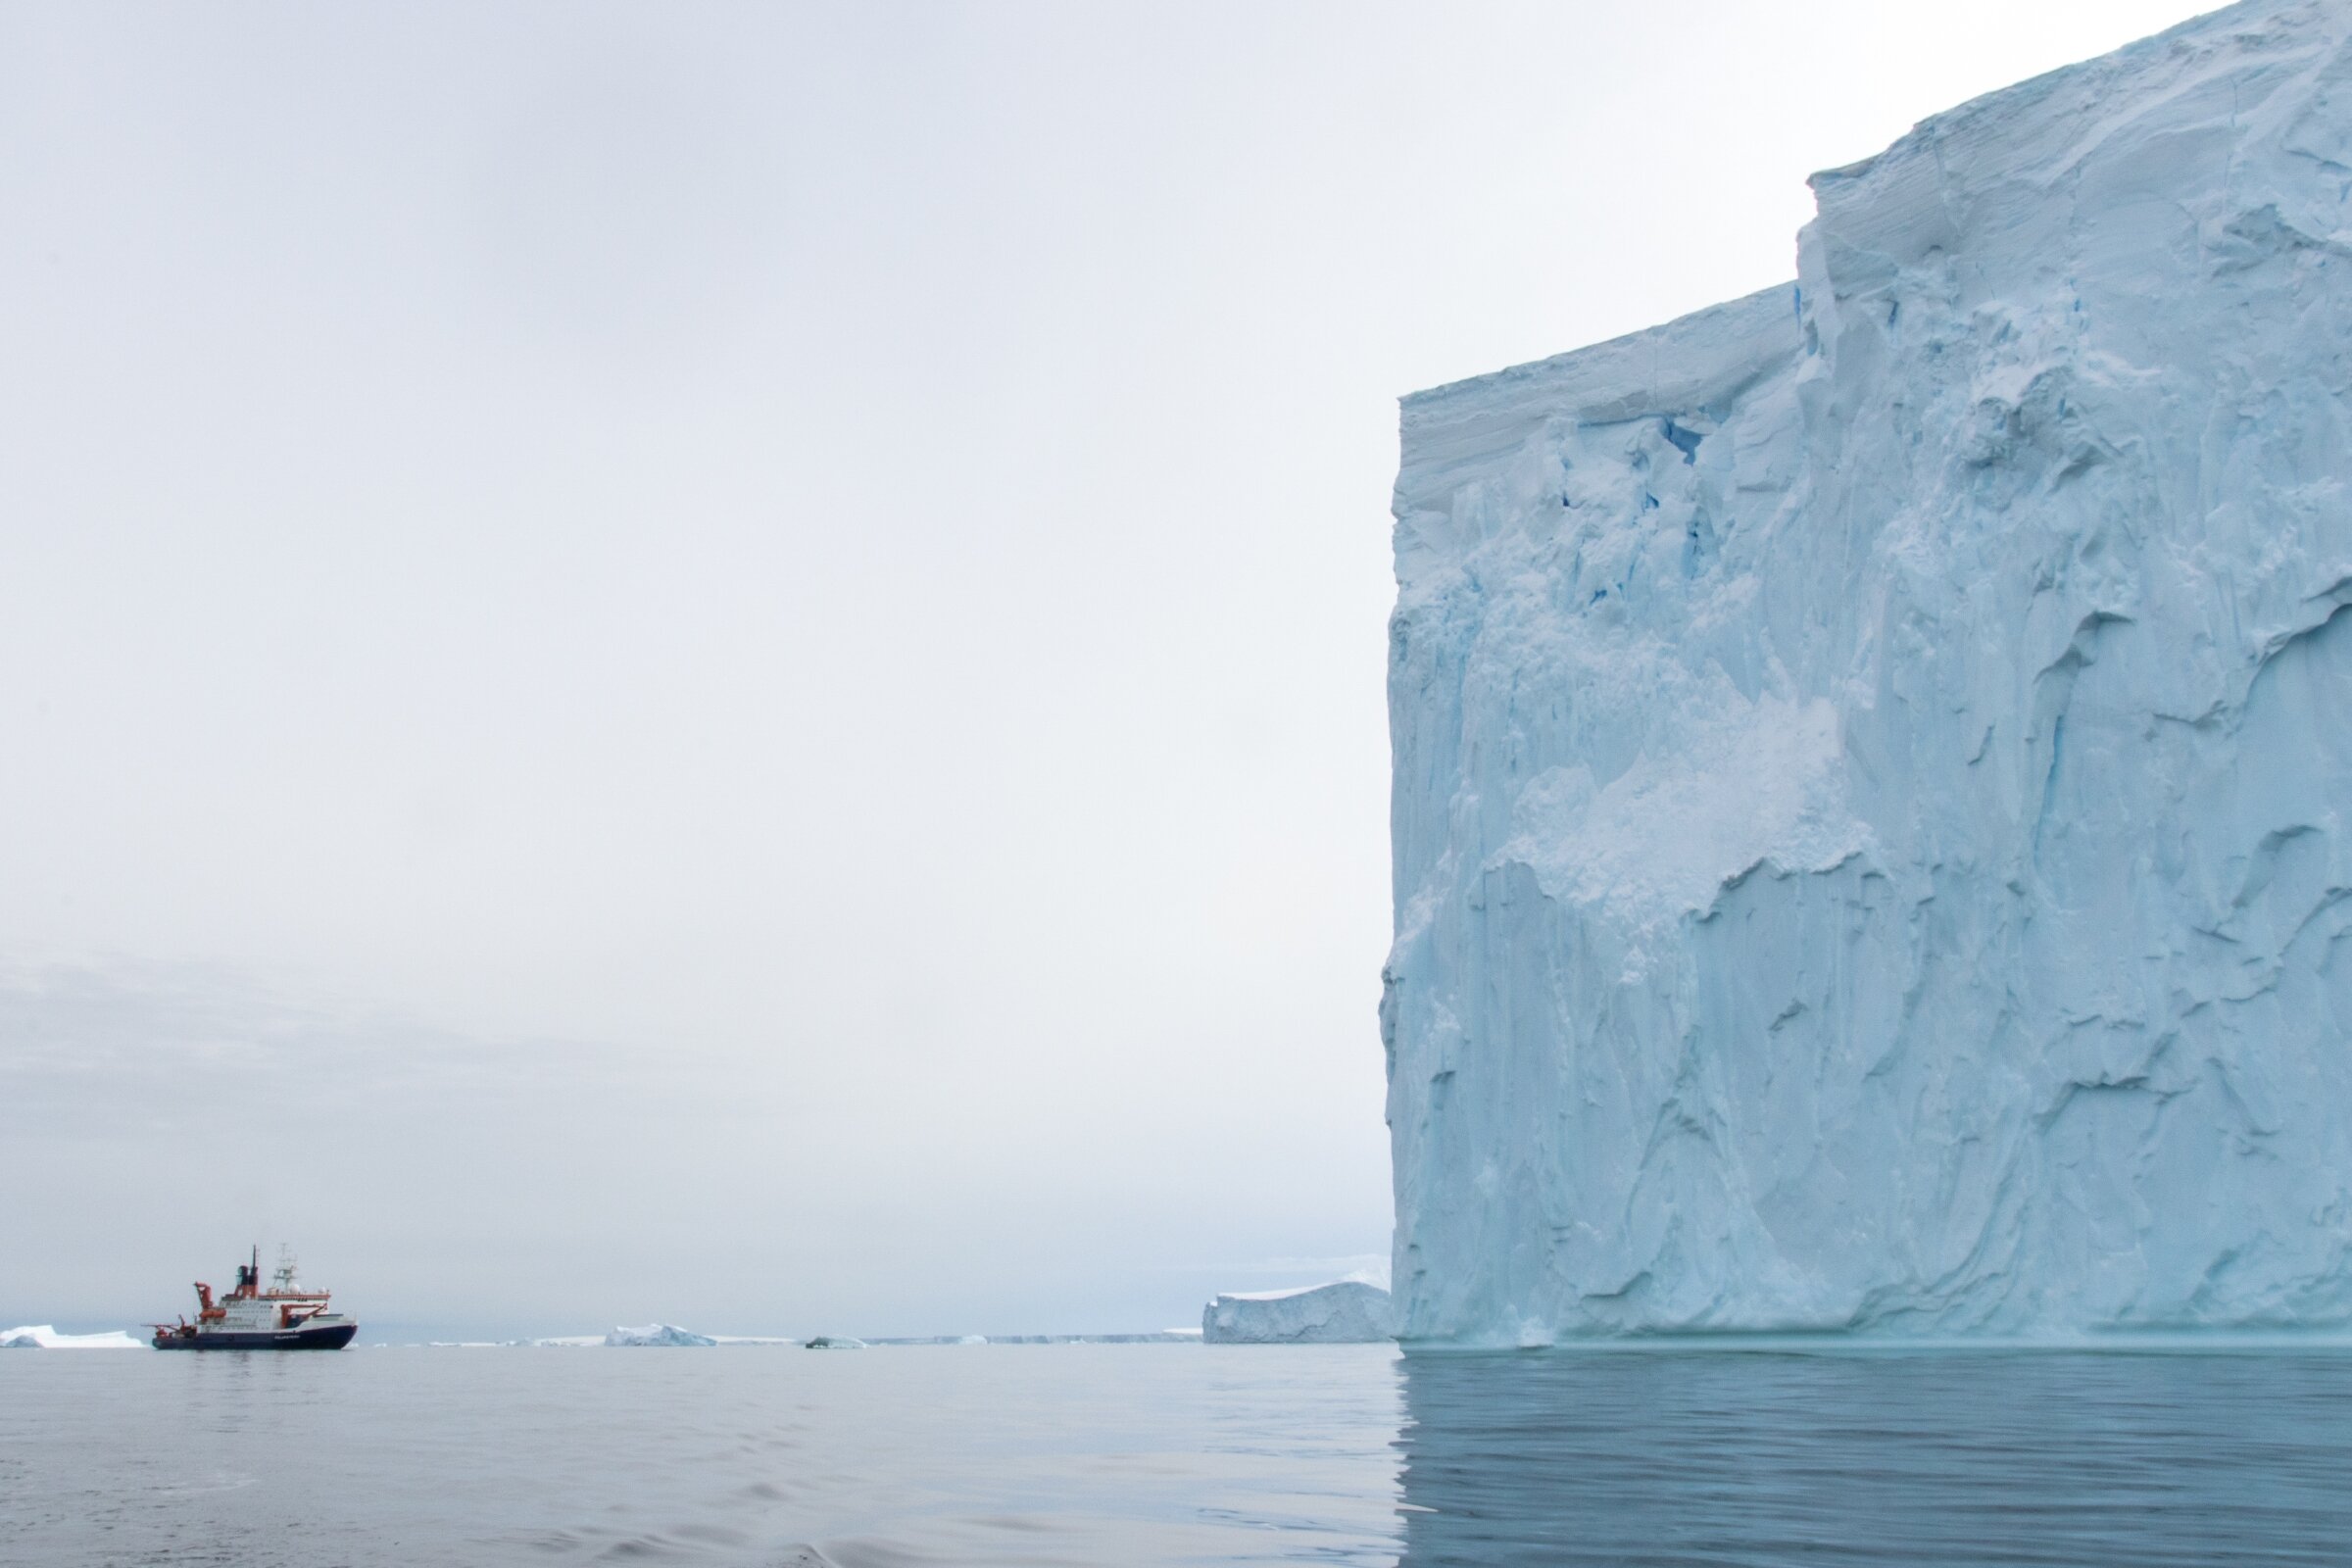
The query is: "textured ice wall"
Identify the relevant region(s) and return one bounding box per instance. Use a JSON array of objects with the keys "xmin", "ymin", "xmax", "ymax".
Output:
[{"xmin": 1386, "ymin": 0, "xmax": 2352, "ymax": 1344}]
